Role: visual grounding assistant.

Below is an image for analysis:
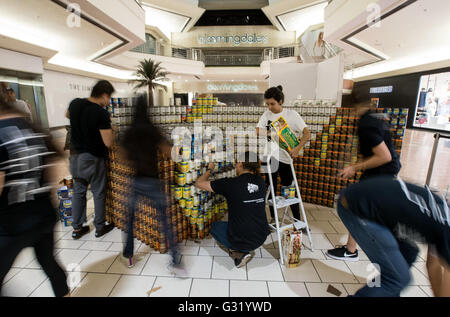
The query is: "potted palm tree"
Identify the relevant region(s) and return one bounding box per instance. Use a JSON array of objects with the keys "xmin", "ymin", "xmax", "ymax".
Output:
[{"xmin": 130, "ymin": 58, "xmax": 169, "ymax": 106}]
